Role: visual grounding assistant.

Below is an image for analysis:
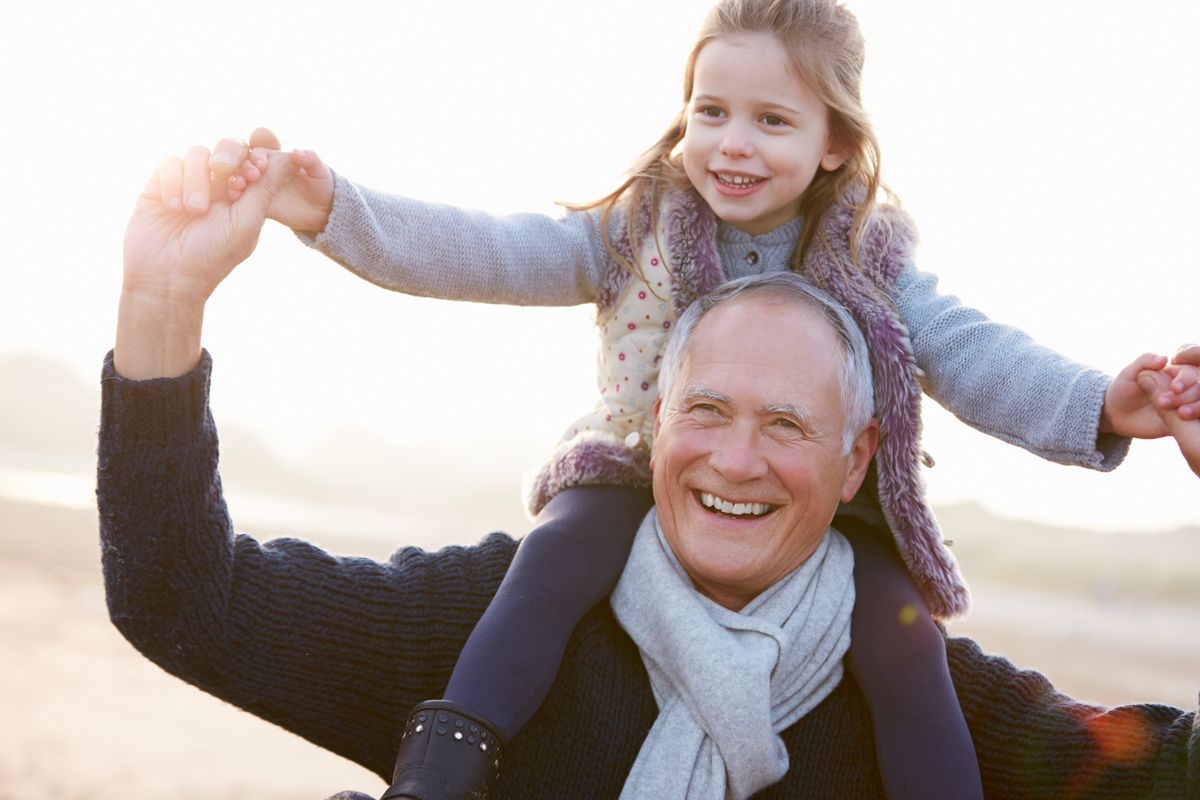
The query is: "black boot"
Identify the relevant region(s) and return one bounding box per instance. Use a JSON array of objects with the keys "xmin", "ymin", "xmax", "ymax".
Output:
[{"xmin": 379, "ymin": 700, "xmax": 506, "ymax": 800}]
